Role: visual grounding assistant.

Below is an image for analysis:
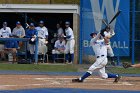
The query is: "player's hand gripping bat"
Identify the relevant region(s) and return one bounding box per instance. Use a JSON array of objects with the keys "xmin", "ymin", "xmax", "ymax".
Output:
[{"xmin": 102, "ymin": 10, "xmax": 121, "ymax": 26}]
